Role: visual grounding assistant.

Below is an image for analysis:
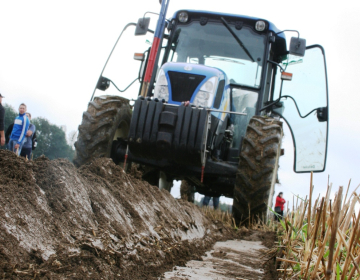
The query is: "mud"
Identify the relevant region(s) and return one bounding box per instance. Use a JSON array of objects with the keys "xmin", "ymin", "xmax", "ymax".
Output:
[
  {"xmin": 162, "ymin": 230, "xmax": 278, "ymax": 280},
  {"xmin": 0, "ymin": 150, "xmax": 277, "ymax": 279}
]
